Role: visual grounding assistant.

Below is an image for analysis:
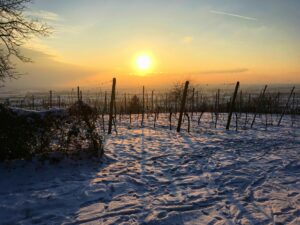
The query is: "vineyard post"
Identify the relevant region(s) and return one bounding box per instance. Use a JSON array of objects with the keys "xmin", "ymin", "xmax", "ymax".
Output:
[
  {"xmin": 114, "ymin": 95, "xmax": 117, "ymax": 123},
  {"xmin": 198, "ymin": 111, "xmax": 204, "ymax": 125},
  {"xmin": 226, "ymin": 82, "xmax": 240, "ymax": 130},
  {"xmin": 49, "ymin": 90, "xmax": 53, "ymax": 108},
  {"xmin": 151, "ymin": 90, "xmax": 154, "ymax": 113},
  {"xmin": 185, "ymin": 113, "xmax": 191, "ymax": 133},
  {"xmin": 235, "ymin": 112, "xmax": 238, "ymax": 131},
  {"xmin": 101, "ymin": 113, "xmax": 105, "ymax": 133},
  {"xmin": 32, "ymin": 95, "xmax": 35, "ymax": 110},
  {"xmin": 191, "ymin": 88, "xmax": 195, "ymax": 117},
  {"xmin": 269, "ymin": 95, "xmax": 273, "ymax": 126},
  {"xmin": 196, "ymin": 91, "xmax": 199, "ymax": 114},
  {"xmin": 276, "ymin": 92, "xmax": 281, "ymax": 116},
  {"xmin": 215, "ymin": 89, "xmax": 220, "ymax": 128},
  {"xmin": 169, "ymin": 112, "xmax": 172, "ymax": 130},
  {"xmin": 58, "ymin": 96, "xmax": 61, "ymax": 108},
  {"xmin": 292, "ymin": 92, "xmax": 296, "ymax": 127},
  {"xmin": 146, "ymin": 93, "xmax": 149, "ymax": 119},
  {"xmin": 265, "ymin": 94, "xmax": 270, "ymax": 128},
  {"xmin": 77, "ymin": 86, "xmax": 80, "ymax": 101},
  {"xmin": 251, "ymin": 85, "xmax": 268, "ymax": 128},
  {"xmin": 141, "ymin": 86, "xmax": 145, "ymax": 126},
  {"xmin": 104, "ymin": 91, "xmax": 107, "ymax": 114},
  {"xmin": 124, "ymin": 93, "xmax": 127, "ymax": 114},
  {"xmin": 177, "ymin": 81, "xmax": 189, "ymax": 132},
  {"xmin": 278, "ymin": 86, "xmax": 295, "ymax": 126},
  {"xmin": 165, "ymin": 93, "xmax": 168, "ymax": 113},
  {"xmin": 146, "ymin": 93, "xmax": 148, "ymax": 112},
  {"xmin": 245, "ymin": 94, "xmax": 251, "ymax": 126},
  {"xmin": 108, "ymin": 78, "xmax": 116, "ymax": 135},
  {"xmin": 239, "ymin": 91, "xmax": 243, "ymax": 117},
  {"xmin": 154, "ymin": 112, "xmax": 157, "ymax": 128}
]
